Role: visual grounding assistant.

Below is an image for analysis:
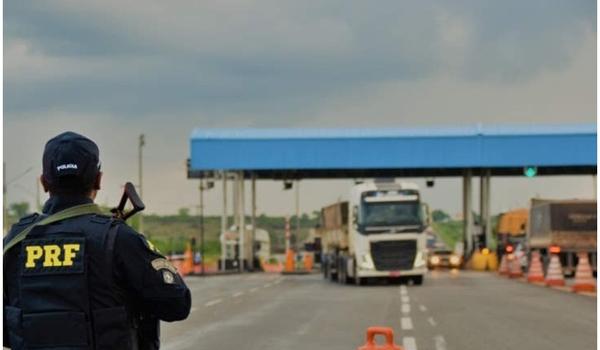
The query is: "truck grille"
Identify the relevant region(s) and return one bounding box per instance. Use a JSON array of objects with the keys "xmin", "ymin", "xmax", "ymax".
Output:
[{"xmin": 371, "ymin": 240, "xmax": 417, "ymax": 271}]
